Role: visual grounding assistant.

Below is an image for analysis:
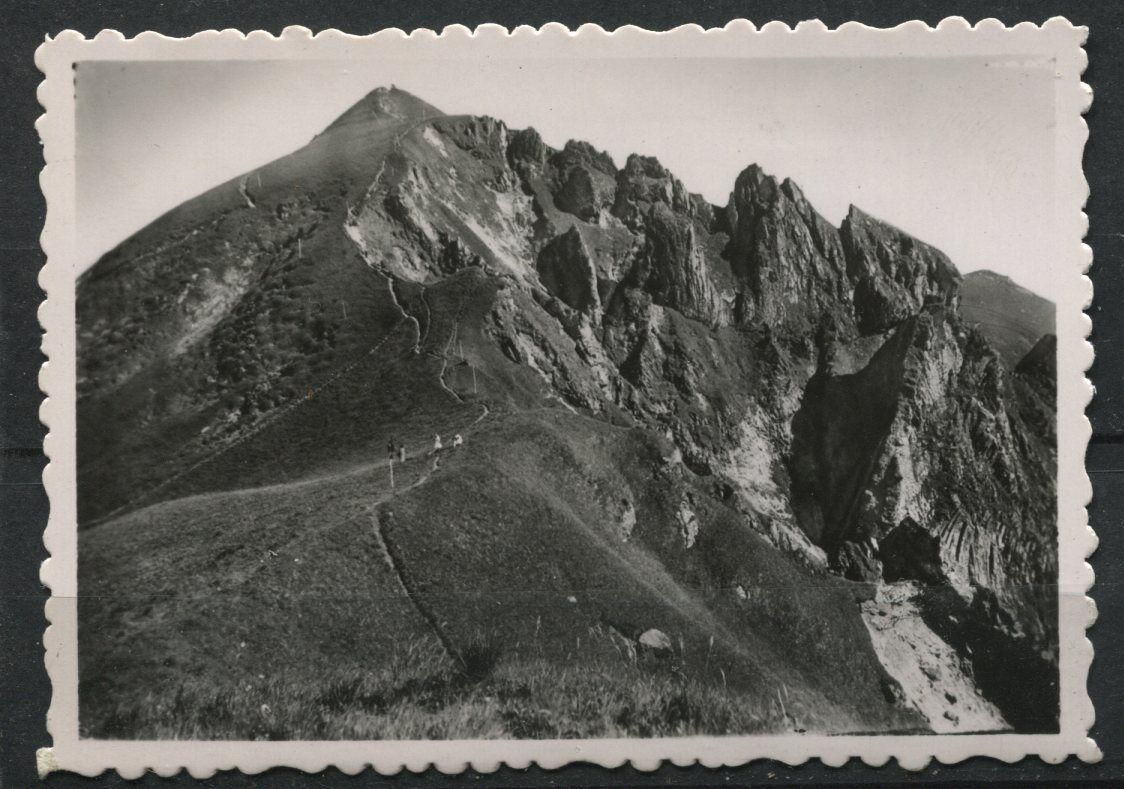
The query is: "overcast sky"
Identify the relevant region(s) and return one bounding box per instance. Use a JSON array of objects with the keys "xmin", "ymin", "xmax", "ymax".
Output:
[{"xmin": 76, "ymin": 56, "xmax": 1057, "ymax": 297}]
